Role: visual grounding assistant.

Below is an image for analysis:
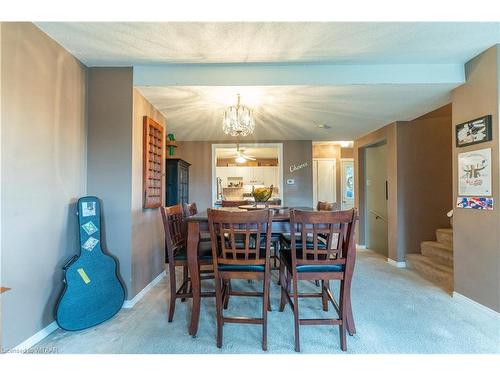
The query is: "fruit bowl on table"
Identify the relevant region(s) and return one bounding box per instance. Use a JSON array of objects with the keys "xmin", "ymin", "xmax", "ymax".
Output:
[{"xmin": 251, "ymin": 185, "xmax": 273, "ymax": 206}]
